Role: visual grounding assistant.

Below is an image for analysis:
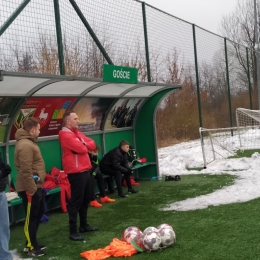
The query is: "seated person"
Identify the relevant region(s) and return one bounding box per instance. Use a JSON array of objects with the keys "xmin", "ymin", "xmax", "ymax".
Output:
[
  {"xmin": 122, "ymin": 145, "xmax": 140, "ymax": 187},
  {"xmin": 100, "ymin": 140, "xmax": 138, "ymax": 198},
  {"xmin": 89, "ymin": 146, "xmax": 115, "ymax": 207}
]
